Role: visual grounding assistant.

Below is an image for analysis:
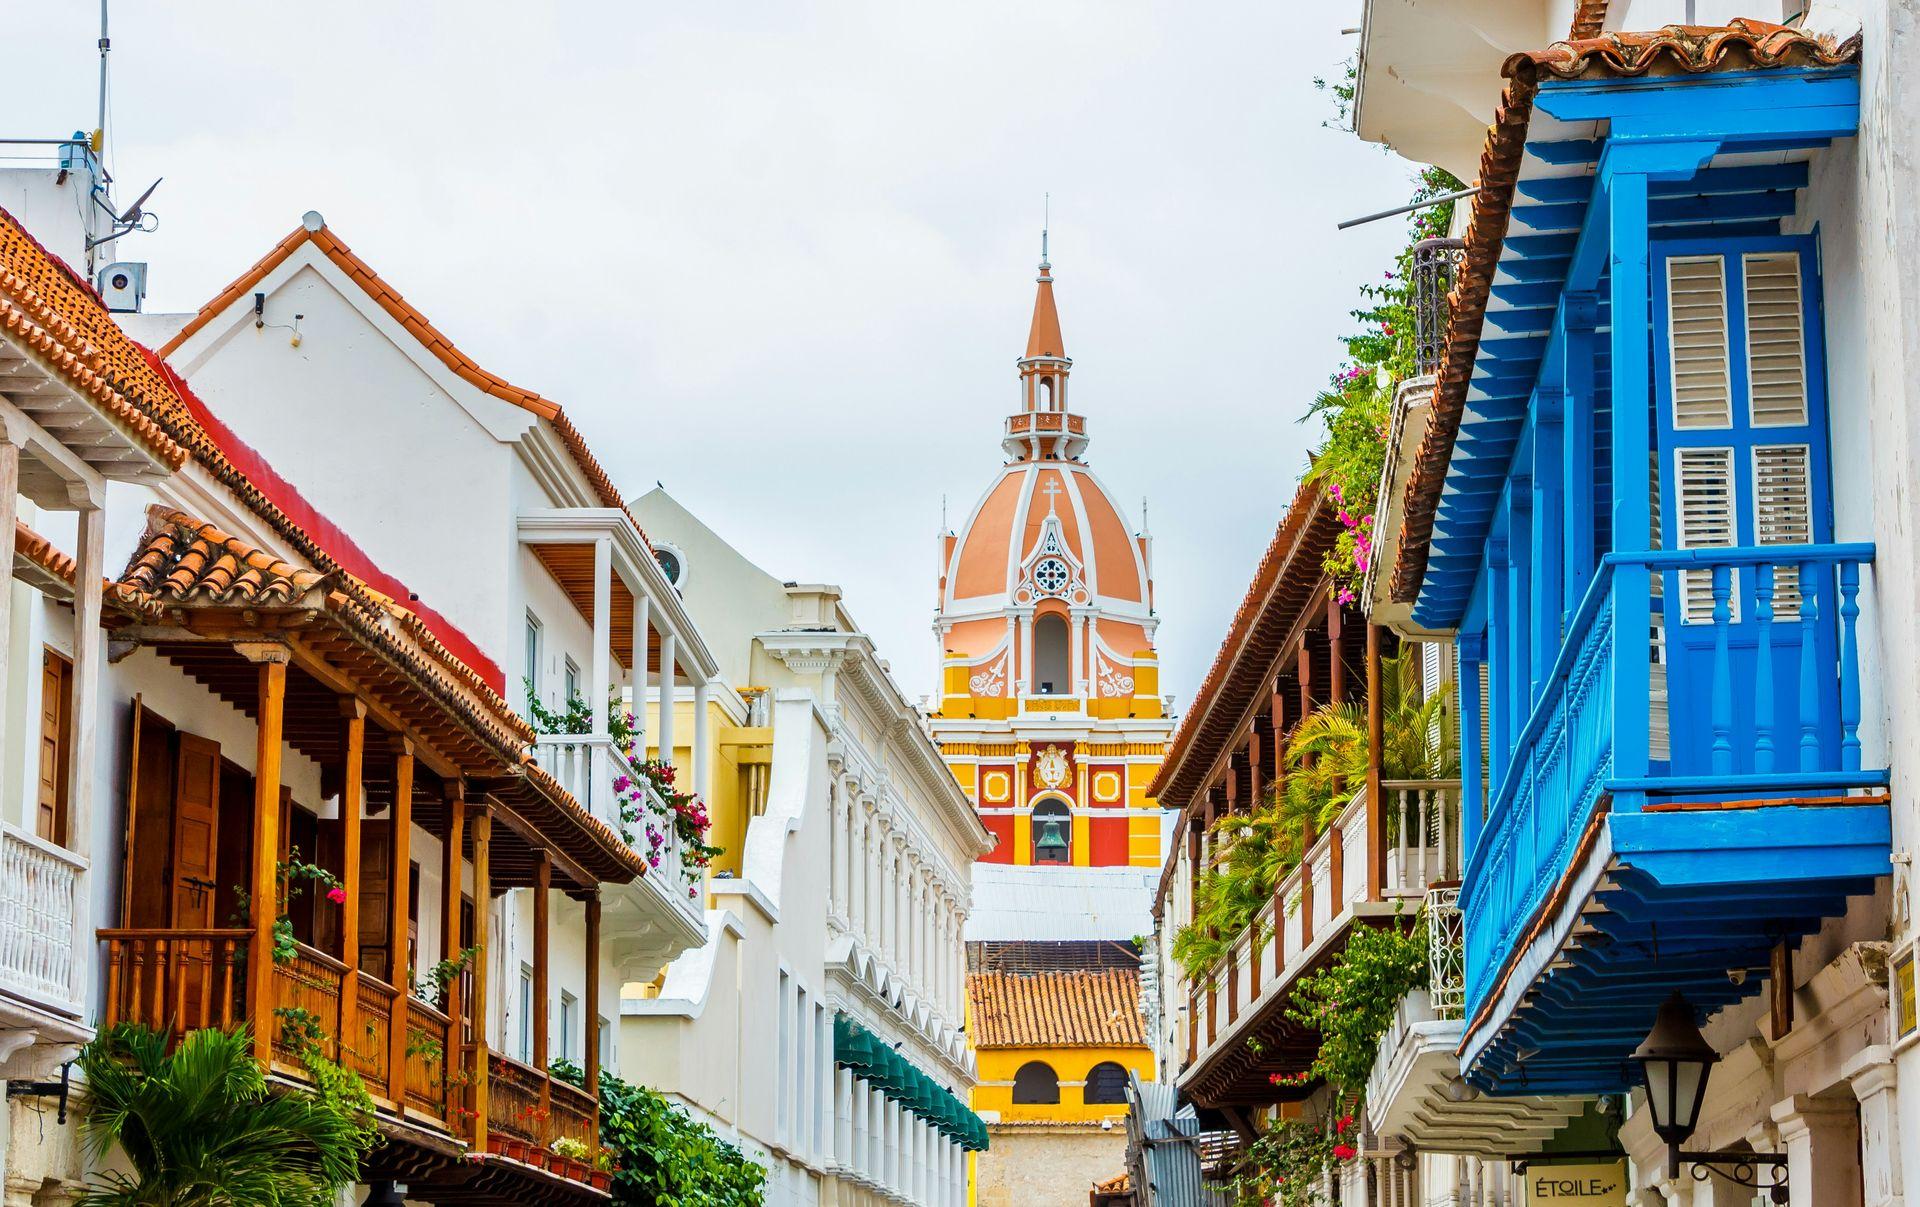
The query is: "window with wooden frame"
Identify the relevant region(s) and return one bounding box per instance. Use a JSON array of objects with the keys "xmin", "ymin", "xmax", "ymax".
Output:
[{"xmin": 37, "ymin": 649, "xmax": 72, "ymax": 845}]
